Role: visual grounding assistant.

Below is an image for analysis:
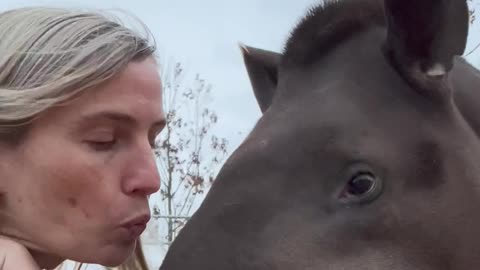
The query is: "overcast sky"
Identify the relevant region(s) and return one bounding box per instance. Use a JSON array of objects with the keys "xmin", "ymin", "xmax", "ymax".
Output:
[{"xmin": 2, "ymin": 0, "xmax": 480, "ymax": 269}]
